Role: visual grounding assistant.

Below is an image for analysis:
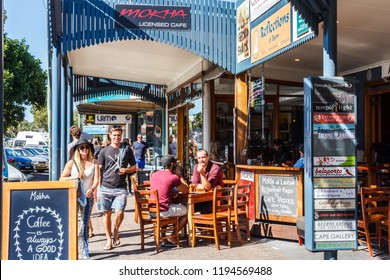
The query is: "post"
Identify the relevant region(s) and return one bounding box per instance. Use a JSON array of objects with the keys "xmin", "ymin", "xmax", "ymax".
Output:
[{"xmin": 323, "ymin": 0, "xmax": 338, "ymax": 260}]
